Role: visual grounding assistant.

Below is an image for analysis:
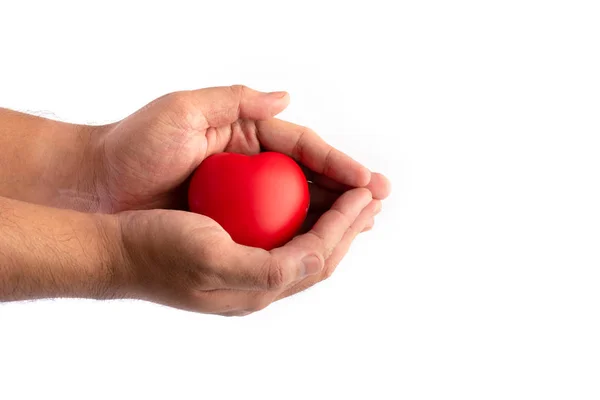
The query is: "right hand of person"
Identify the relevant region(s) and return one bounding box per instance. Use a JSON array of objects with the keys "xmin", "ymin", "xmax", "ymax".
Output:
[{"xmin": 111, "ymin": 186, "xmax": 380, "ymax": 316}]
